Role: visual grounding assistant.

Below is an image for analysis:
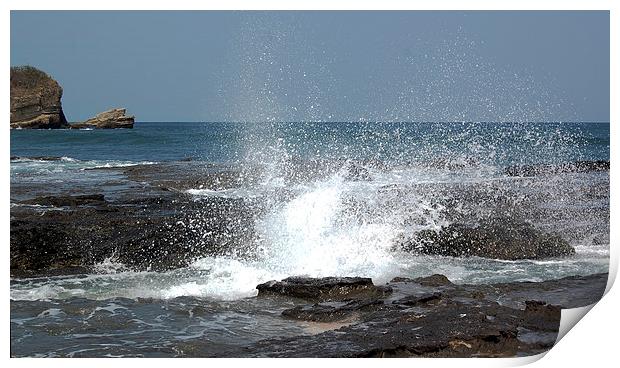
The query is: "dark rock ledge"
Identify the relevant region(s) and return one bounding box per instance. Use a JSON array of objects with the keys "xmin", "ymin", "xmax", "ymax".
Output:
[
  {"xmin": 195, "ymin": 273, "xmax": 607, "ymax": 358},
  {"xmin": 399, "ymin": 217, "xmax": 575, "ymax": 260}
]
